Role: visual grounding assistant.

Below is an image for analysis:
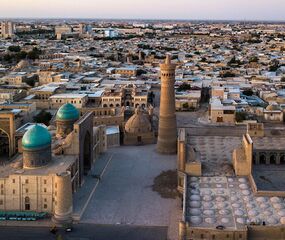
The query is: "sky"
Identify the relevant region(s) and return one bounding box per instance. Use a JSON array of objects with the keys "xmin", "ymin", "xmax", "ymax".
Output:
[{"xmin": 0, "ymin": 0, "xmax": 285, "ymax": 21}]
